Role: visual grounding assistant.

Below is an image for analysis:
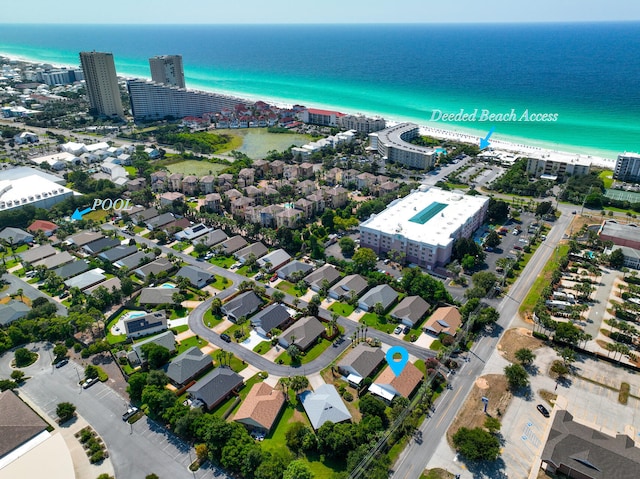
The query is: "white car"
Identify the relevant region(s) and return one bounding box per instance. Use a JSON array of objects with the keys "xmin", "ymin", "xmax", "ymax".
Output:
[{"xmin": 394, "ymin": 326, "xmax": 403, "ymax": 335}]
